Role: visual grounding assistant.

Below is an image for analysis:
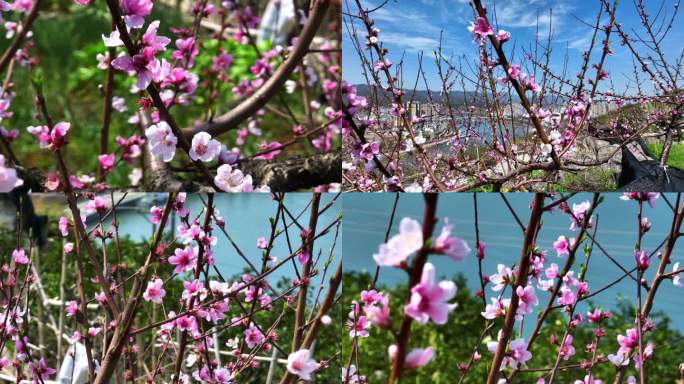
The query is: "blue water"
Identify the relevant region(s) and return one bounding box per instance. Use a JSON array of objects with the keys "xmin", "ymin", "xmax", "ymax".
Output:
[
  {"xmin": 342, "ymin": 193, "xmax": 684, "ymax": 334},
  {"xmin": 108, "ymin": 193, "xmax": 342, "ymax": 289}
]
